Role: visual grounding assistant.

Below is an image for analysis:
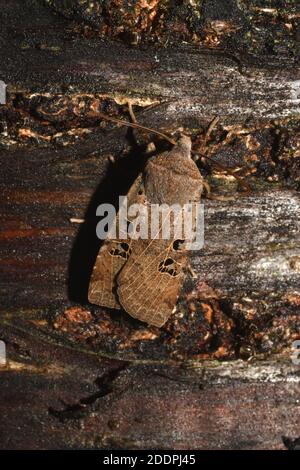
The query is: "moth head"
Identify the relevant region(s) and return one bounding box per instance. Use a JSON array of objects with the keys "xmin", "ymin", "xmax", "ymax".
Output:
[{"xmin": 176, "ymin": 134, "xmax": 192, "ymax": 159}]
